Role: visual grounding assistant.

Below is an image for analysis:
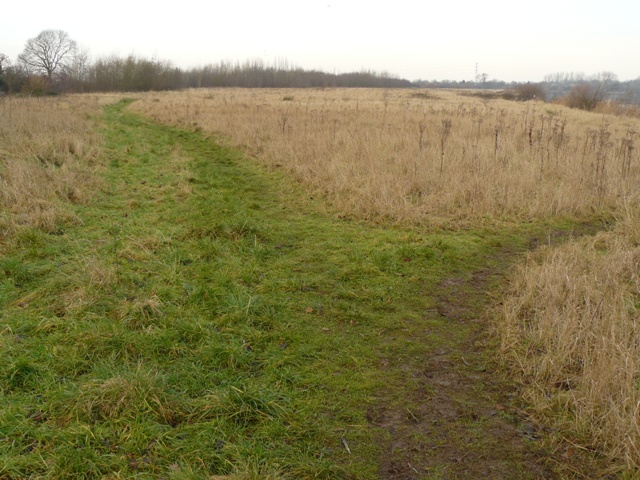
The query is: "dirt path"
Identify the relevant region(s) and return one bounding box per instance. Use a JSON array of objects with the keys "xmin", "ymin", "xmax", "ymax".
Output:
[{"xmin": 370, "ymin": 254, "xmax": 555, "ymax": 479}]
